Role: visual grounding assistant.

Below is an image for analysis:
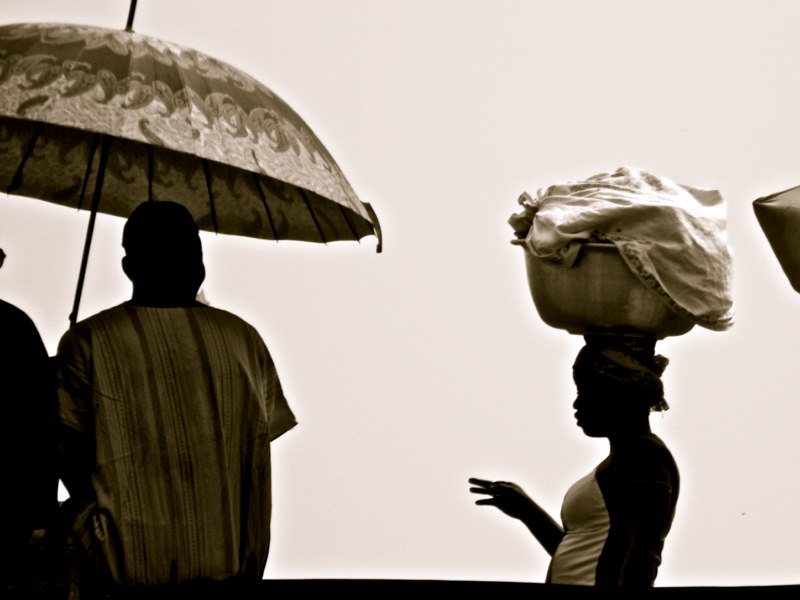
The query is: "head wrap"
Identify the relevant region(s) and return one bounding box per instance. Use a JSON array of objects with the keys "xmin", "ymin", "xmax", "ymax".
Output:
[{"xmin": 573, "ymin": 334, "xmax": 670, "ymax": 411}]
